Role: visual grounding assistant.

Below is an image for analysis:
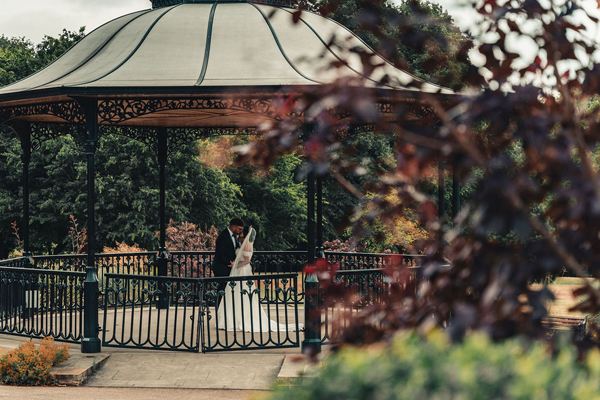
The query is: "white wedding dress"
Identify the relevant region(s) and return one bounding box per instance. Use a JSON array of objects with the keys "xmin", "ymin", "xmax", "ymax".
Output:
[{"xmin": 216, "ymin": 227, "xmax": 302, "ymax": 332}]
